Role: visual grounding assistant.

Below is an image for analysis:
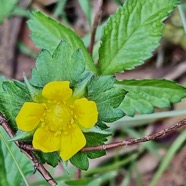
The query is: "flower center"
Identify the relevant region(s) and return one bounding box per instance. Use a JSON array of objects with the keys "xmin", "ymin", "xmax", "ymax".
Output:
[{"xmin": 43, "ymin": 101, "xmax": 73, "ymax": 132}]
